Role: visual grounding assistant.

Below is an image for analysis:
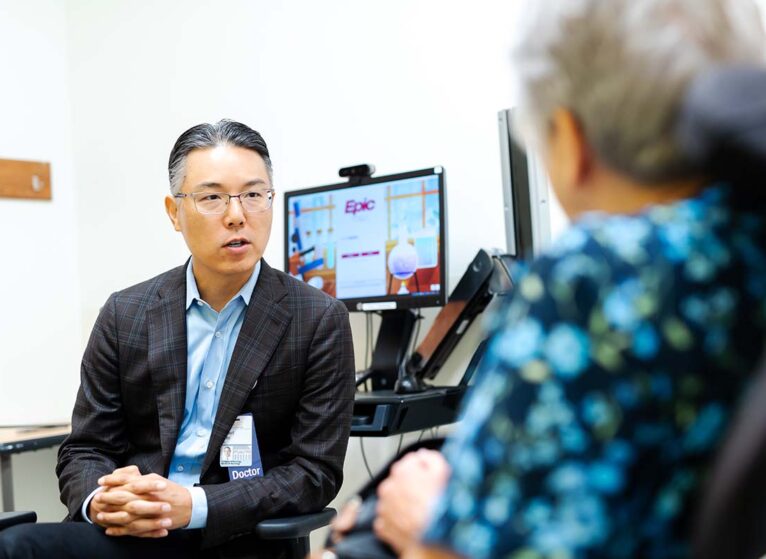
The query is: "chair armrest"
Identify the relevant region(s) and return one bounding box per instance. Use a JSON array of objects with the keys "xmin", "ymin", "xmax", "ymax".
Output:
[
  {"xmin": 254, "ymin": 508, "xmax": 336, "ymax": 540},
  {"xmin": 0, "ymin": 511, "xmax": 37, "ymax": 531}
]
